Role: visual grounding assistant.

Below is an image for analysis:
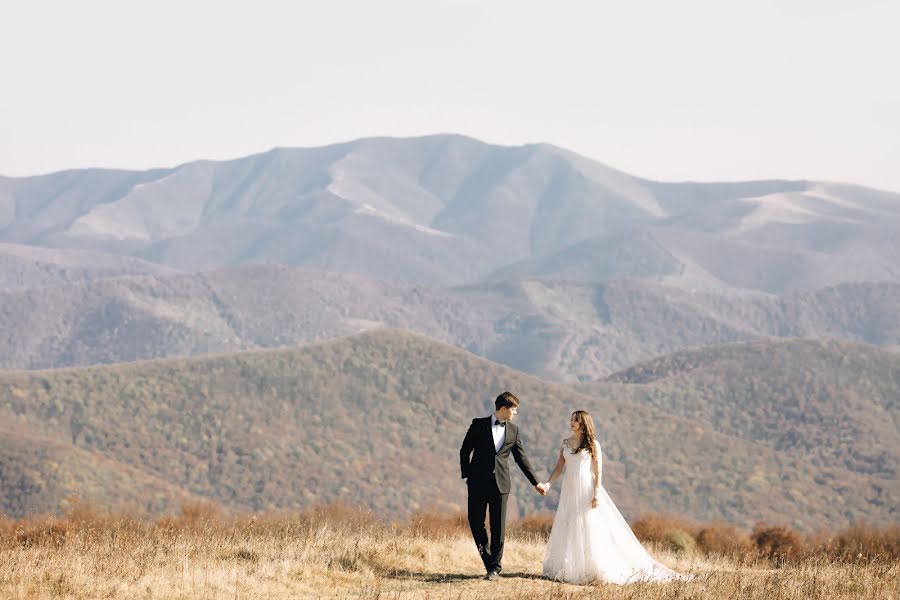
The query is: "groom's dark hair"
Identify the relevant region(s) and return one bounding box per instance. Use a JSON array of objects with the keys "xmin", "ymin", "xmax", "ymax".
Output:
[{"xmin": 495, "ymin": 391, "xmax": 520, "ymax": 409}]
